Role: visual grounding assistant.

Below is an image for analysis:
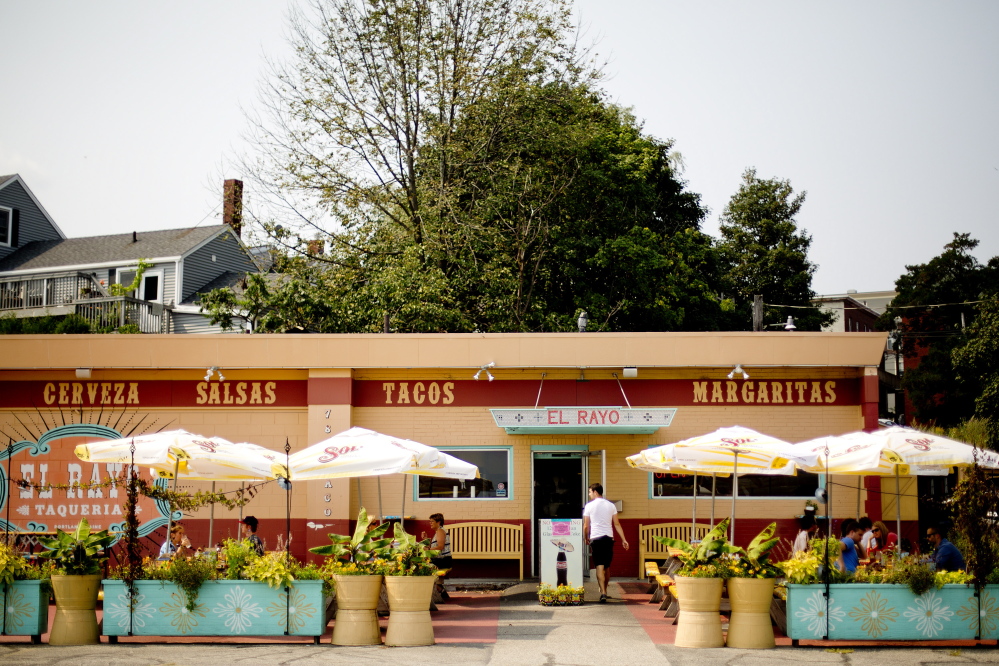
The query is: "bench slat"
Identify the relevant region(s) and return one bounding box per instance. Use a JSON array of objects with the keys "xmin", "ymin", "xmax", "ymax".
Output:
[{"xmin": 444, "ymin": 522, "xmax": 524, "ymax": 580}]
